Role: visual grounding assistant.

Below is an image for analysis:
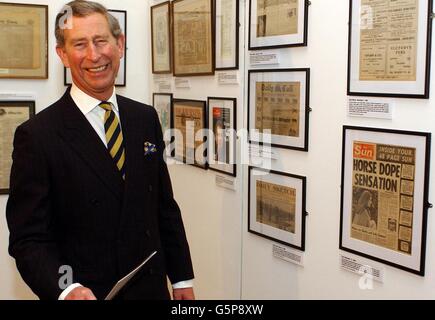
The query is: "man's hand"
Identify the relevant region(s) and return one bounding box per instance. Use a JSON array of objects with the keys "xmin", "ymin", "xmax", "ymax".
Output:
[
  {"xmin": 173, "ymin": 287, "xmax": 195, "ymax": 300},
  {"xmin": 64, "ymin": 286, "xmax": 97, "ymax": 300}
]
